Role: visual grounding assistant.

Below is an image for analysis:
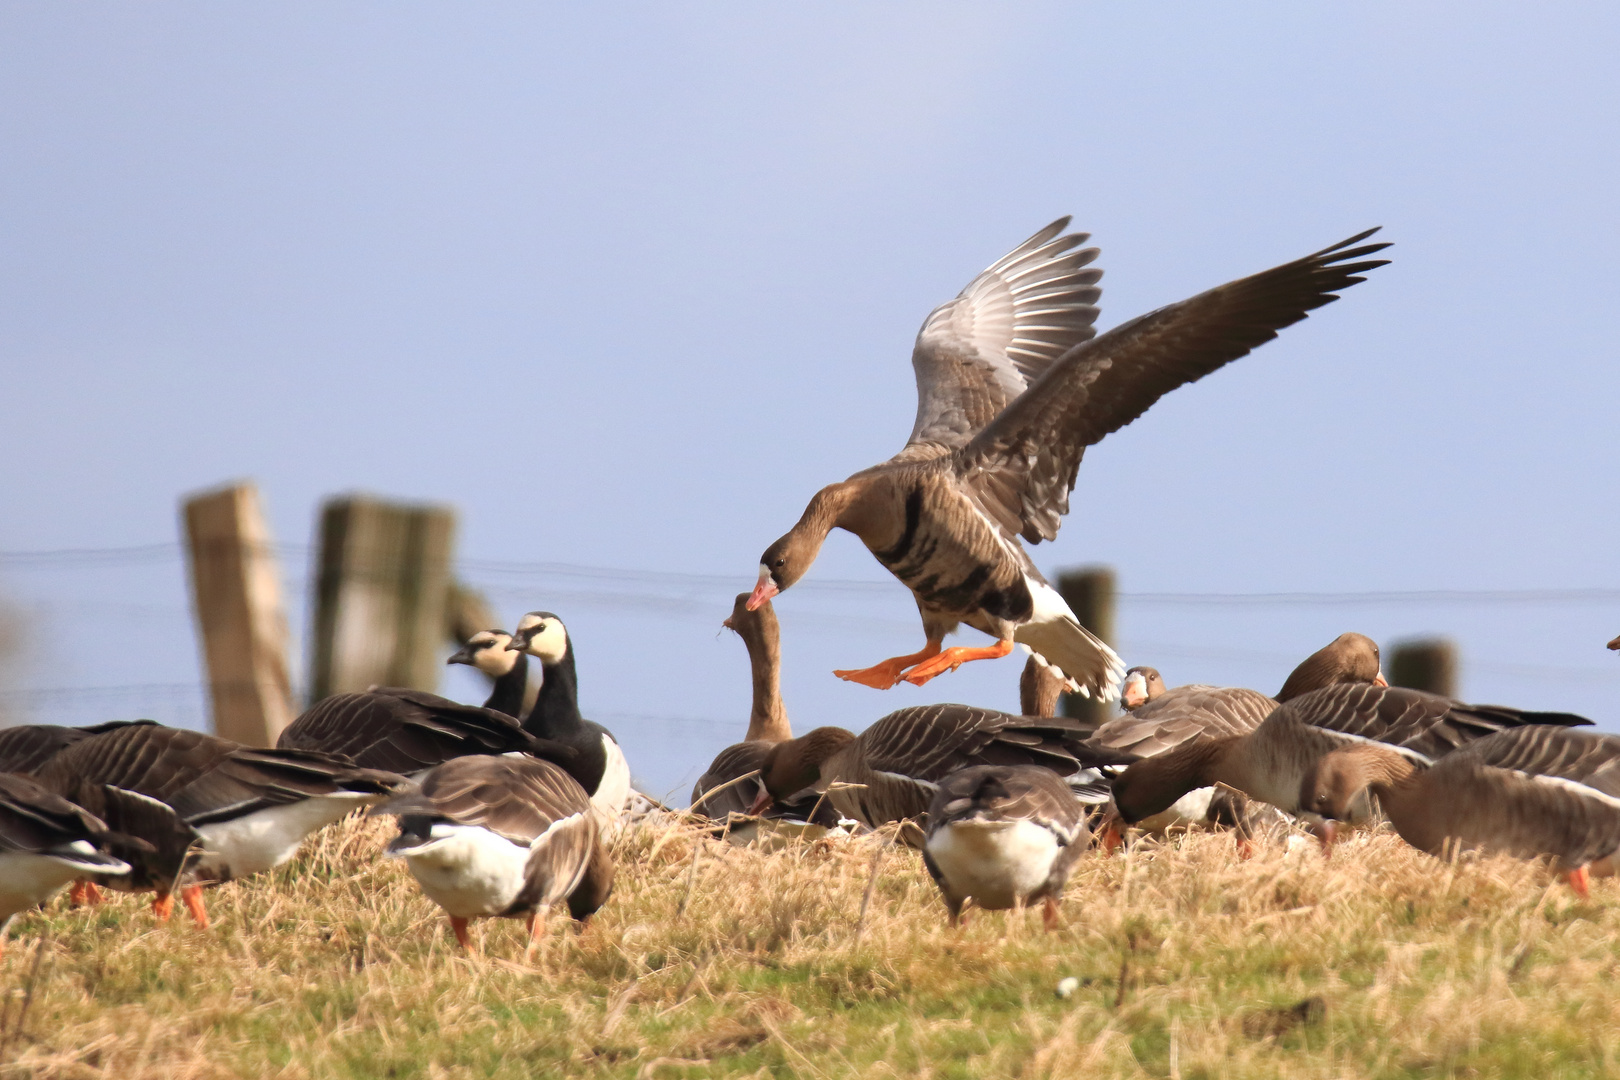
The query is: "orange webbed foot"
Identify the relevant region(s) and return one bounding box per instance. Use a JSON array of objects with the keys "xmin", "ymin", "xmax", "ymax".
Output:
[
  {"xmin": 68, "ymin": 881, "xmax": 105, "ymax": 907},
  {"xmin": 900, "ymin": 639, "xmax": 1015, "ymax": 686},
  {"xmin": 834, "ymin": 641, "xmax": 943, "ymax": 690},
  {"xmin": 1566, "ymin": 865, "xmax": 1591, "ymax": 899},
  {"xmin": 181, "ymin": 884, "xmax": 210, "ymax": 928},
  {"xmin": 151, "ymin": 893, "xmax": 175, "ymax": 921}
]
